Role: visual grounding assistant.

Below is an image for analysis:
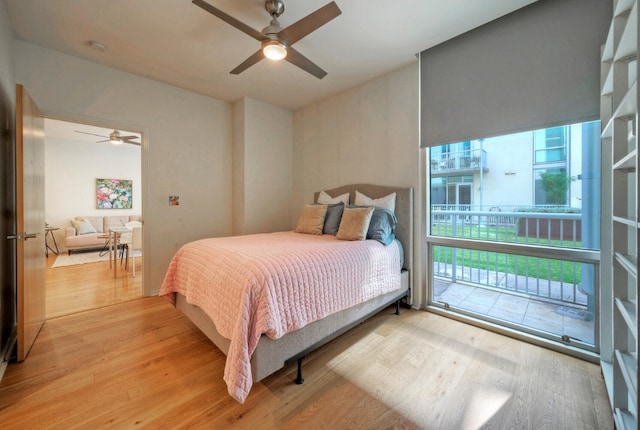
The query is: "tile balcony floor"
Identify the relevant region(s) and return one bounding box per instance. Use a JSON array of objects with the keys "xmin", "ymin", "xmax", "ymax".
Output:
[{"xmin": 433, "ymin": 278, "xmax": 595, "ymax": 345}]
